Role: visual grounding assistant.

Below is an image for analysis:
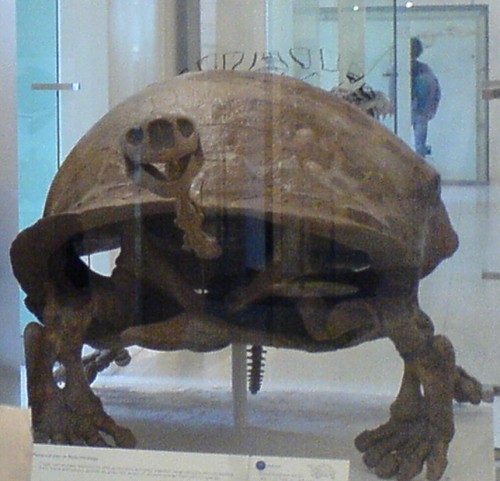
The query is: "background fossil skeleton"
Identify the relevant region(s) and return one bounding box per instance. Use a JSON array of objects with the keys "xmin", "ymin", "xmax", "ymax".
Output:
[
  {"xmin": 331, "ymin": 83, "xmax": 394, "ymax": 120},
  {"xmin": 11, "ymin": 71, "xmax": 482, "ymax": 481}
]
